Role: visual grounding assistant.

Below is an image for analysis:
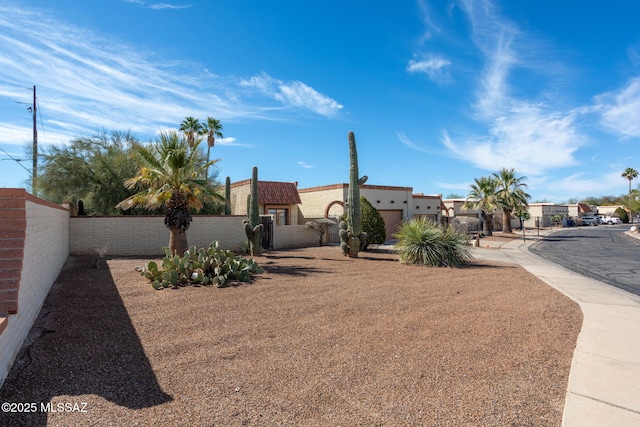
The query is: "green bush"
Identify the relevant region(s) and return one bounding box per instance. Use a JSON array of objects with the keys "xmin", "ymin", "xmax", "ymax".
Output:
[
  {"xmin": 140, "ymin": 241, "xmax": 264, "ymax": 289},
  {"xmin": 361, "ymin": 196, "xmax": 386, "ymax": 249},
  {"xmin": 615, "ymin": 207, "xmax": 629, "ymax": 223},
  {"xmin": 394, "ymin": 218, "xmax": 472, "ymax": 267}
]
